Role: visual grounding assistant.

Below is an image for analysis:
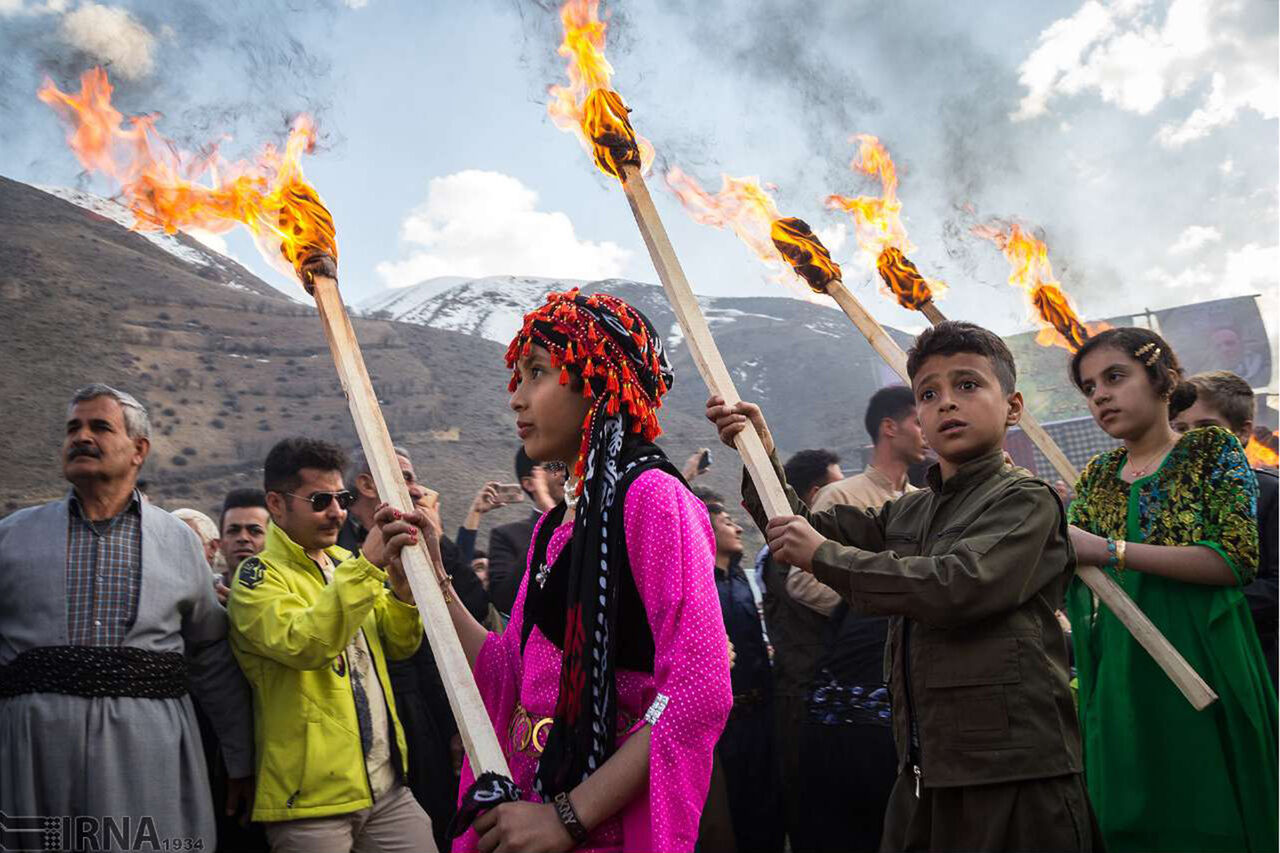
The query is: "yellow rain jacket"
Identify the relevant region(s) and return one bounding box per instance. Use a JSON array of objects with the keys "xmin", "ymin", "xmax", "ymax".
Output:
[{"xmin": 227, "ymin": 522, "xmax": 423, "ymax": 821}]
